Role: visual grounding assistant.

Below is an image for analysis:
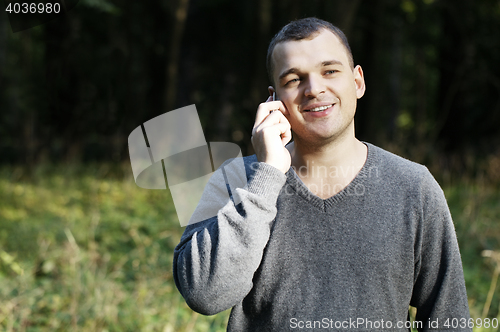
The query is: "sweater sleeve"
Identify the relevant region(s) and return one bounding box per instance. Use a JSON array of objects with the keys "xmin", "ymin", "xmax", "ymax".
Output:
[
  {"xmin": 173, "ymin": 160, "xmax": 287, "ymax": 315},
  {"xmin": 410, "ymin": 170, "xmax": 471, "ymax": 331}
]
